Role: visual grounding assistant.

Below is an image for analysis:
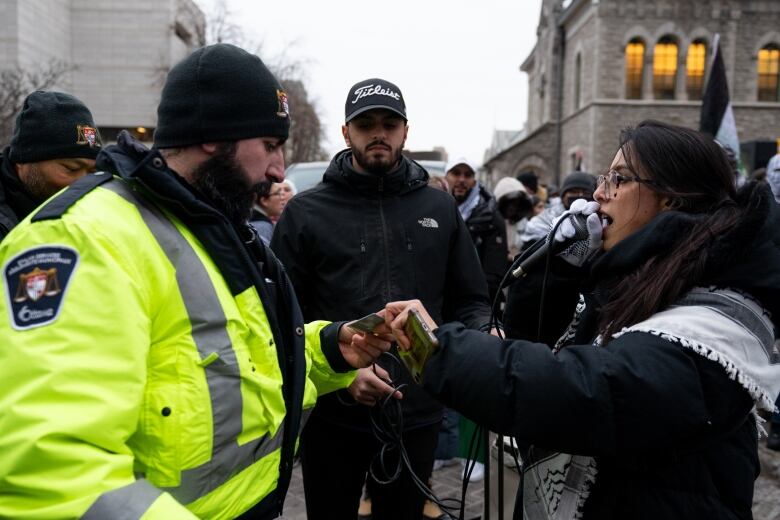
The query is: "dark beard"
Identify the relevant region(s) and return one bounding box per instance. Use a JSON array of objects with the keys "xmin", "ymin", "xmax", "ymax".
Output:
[
  {"xmin": 23, "ymin": 164, "xmax": 55, "ymax": 201},
  {"xmin": 190, "ymin": 143, "xmax": 255, "ymax": 226},
  {"xmin": 353, "ymin": 143, "xmax": 403, "ymax": 175}
]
